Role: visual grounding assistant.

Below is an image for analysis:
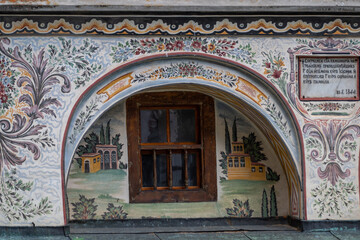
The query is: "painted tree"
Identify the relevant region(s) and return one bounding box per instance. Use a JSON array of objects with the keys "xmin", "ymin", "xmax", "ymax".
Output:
[
  {"xmin": 266, "ymin": 167, "xmax": 280, "ymax": 181},
  {"xmin": 226, "ymin": 199, "xmax": 254, "ymax": 217},
  {"xmin": 218, "ymin": 151, "xmax": 228, "ymax": 177},
  {"xmin": 224, "ymin": 118, "xmax": 231, "ymax": 155},
  {"xmin": 100, "ymin": 124, "xmax": 105, "ymax": 144},
  {"xmin": 261, "ymin": 189, "xmax": 269, "ymax": 217},
  {"xmin": 76, "ymin": 132, "xmax": 99, "ymax": 156},
  {"xmin": 71, "ymin": 194, "xmax": 98, "ymax": 220},
  {"xmin": 101, "ymin": 203, "xmax": 128, "ymax": 220},
  {"xmin": 105, "ymin": 120, "xmax": 111, "ymax": 145},
  {"xmin": 232, "ymin": 117, "xmax": 237, "ymax": 142},
  {"xmin": 270, "ymin": 185, "xmax": 278, "ymax": 217},
  {"xmin": 112, "ymin": 134, "xmax": 126, "ymax": 169},
  {"xmin": 242, "ymin": 132, "xmax": 267, "ymax": 162}
]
